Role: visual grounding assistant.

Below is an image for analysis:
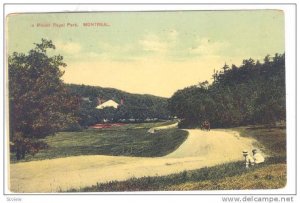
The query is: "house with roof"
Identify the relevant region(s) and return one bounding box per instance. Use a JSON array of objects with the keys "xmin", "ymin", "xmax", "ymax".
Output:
[{"xmin": 96, "ymin": 99, "xmax": 119, "ymax": 109}]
